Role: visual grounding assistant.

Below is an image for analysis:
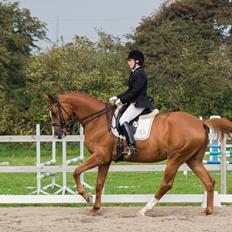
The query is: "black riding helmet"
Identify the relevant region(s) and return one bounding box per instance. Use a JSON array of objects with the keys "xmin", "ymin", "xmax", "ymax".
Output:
[{"xmin": 127, "ymin": 50, "xmax": 144, "ymax": 66}]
